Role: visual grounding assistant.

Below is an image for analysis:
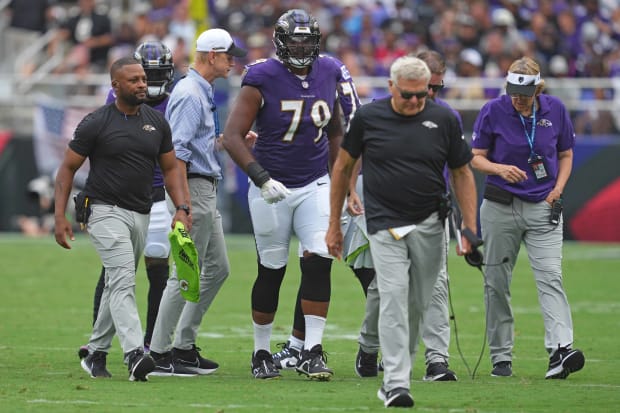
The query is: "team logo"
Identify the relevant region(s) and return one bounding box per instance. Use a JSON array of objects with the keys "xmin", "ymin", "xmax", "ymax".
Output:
[
  {"xmin": 142, "ymin": 124, "xmax": 156, "ymax": 132},
  {"xmin": 179, "ymin": 279, "xmax": 189, "ymax": 291},
  {"xmin": 301, "ymin": 81, "xmax": 309, "ymax": 89},
  {"xmin": 472, "ymin": 131, "xmax": 478, "ymax": 141},
  {"xmin": 537, "ymin": 119, "xmax": 552, "ymax": 127},
  {"xmin": 422, "ymin": 120, "xmax": 438, "ymax": 129}
]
